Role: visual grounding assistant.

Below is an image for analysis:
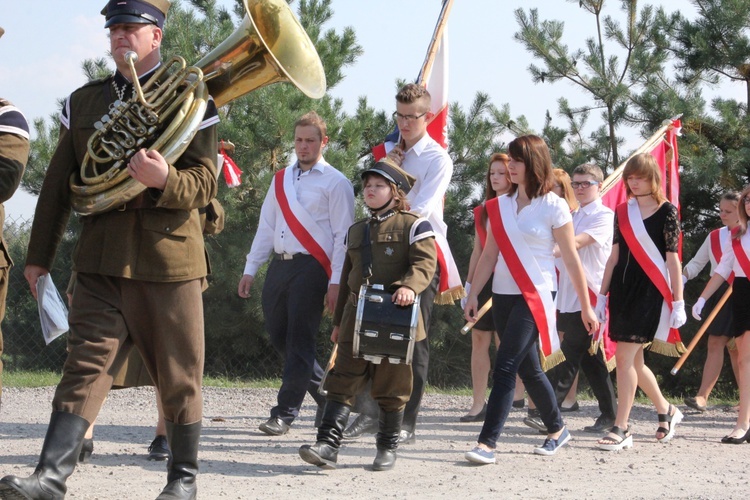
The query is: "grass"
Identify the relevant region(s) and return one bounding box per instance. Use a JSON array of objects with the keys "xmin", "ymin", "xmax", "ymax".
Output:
[{"xmin": 3, "ymin": 372, "xmax": 740, "ymax": 405}]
